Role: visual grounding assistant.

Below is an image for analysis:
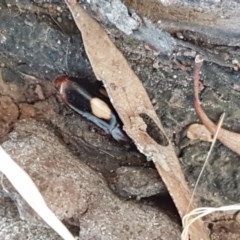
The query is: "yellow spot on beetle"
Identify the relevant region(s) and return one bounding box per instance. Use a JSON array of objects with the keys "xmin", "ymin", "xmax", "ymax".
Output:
[{"xmin": 90, "ymin": 97, "xmax": 112, "ymax": 120}]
